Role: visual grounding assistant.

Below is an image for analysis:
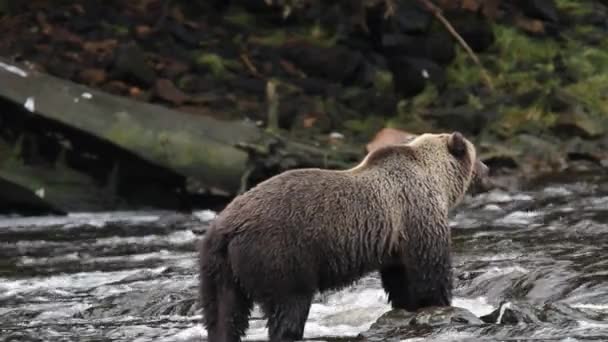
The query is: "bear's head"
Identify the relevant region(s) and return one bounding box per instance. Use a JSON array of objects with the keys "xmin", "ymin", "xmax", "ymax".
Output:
[{"xmin": 407, "ymin": 131, "xmax": 489, "ymax": 207}]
